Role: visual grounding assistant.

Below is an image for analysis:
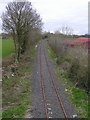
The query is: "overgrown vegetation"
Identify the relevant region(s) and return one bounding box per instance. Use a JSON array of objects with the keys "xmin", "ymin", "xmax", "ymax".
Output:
[
  {"xmin": 2, "ymin": 40, "xmax": 40, "ymax": 118},
  {"xmin": 47, "ymin": 34, "xmax": 88, "ymax": 92},
  {"xmin": 57, "ymin": 72, "xmax": 88, "ymax": 118},
  {"xmin": 1, "ymin": 1, "xmax": 43, "ymax": 118},
  {"xmin": 47, "ymin": 35, "xmax": 88, "ymax": 118},
  {"xmin": 2, "ymin": 1, "xmax": 42, "ymax": 62},
  {"xmin": 2, "ymin": 64, "xmax": 31, "ymax": 118}
]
